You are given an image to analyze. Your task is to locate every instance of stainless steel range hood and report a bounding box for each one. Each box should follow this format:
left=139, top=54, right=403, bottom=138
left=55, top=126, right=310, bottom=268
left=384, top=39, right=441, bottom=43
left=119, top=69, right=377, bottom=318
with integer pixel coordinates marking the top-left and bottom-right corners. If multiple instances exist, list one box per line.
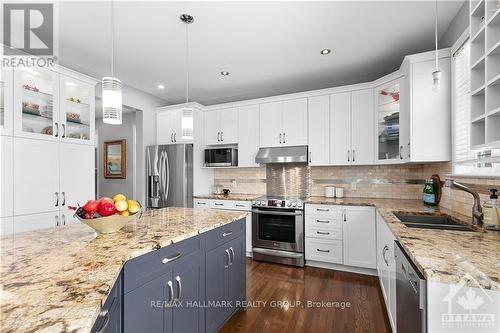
left=255, top=146, right=308, bottom=164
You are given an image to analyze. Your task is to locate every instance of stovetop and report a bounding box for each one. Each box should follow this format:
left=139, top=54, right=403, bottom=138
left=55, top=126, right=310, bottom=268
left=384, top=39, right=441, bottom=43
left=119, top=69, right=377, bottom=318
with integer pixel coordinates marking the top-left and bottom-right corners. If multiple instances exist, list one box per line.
left=252, top=196, right=304, bottom=209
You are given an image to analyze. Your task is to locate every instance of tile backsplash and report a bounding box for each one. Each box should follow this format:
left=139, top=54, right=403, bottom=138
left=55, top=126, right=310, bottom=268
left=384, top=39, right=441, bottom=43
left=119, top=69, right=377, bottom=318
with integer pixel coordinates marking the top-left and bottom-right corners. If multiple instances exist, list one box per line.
left=214, top=162, right=500, bottom=218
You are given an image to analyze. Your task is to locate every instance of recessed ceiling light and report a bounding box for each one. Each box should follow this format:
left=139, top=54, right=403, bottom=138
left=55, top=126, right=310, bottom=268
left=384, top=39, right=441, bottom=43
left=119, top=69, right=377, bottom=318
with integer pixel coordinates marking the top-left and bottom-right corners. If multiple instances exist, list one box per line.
left=221, top=71, right=229, bottom=76
left=320, top=49, right=331, bottom=55
left=157, top=84, right=165, bottom=89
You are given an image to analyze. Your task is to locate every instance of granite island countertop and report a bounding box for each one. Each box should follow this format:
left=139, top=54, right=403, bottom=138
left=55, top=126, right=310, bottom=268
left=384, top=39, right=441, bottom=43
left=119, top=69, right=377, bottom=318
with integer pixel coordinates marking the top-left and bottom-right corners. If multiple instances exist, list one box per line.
left=0, top=207, right=248, bottom=333
left=306, top=196, right=500, bottom=290
left=193, top=193, right=261, bottom=201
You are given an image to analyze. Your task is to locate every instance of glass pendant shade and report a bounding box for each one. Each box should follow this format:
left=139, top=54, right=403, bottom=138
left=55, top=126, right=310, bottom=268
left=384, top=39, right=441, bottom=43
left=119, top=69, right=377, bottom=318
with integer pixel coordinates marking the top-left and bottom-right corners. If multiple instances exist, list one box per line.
left=181, top=107, right=194, bottom=139
left=432, top=70, right=442, bottom=92
left=102, top=77, right=122, bottom=125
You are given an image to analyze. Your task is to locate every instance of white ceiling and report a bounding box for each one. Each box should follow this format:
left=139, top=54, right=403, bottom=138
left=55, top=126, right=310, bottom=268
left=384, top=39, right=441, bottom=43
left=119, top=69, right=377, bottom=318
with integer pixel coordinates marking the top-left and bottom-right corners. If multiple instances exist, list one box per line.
left=56, top=1, right=464, bottom=105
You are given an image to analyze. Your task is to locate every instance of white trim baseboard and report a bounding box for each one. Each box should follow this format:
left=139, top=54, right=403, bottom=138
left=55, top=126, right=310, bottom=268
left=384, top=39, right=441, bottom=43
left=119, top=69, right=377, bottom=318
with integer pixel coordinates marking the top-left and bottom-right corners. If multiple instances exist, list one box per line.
left=305, top=260, right=378, bottom=276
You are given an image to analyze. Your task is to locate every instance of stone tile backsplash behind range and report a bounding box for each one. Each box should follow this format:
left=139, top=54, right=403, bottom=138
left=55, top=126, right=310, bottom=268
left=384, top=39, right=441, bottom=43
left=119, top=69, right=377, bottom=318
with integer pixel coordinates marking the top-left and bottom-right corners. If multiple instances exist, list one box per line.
left=214, top=161, right=500, bottom=218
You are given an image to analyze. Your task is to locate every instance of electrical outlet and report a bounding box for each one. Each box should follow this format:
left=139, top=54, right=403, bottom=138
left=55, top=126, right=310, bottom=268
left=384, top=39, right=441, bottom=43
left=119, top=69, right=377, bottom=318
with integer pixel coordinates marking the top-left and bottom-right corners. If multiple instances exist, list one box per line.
left=351, top=182, right=357, bottom=190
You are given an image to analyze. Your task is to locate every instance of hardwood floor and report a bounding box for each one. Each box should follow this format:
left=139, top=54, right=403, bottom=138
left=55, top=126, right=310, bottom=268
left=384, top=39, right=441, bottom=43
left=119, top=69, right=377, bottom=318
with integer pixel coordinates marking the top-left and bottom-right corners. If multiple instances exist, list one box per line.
left=220, top=259, right=391, bottom=333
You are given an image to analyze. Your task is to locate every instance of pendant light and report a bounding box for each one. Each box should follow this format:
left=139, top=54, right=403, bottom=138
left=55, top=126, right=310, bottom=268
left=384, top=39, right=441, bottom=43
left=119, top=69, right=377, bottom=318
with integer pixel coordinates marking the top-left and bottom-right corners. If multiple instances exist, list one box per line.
left=180, top=14, right=194, bottom=140
left=102, top=0, right=122, bottom=125
left=432, top=0, right=442, bottom=92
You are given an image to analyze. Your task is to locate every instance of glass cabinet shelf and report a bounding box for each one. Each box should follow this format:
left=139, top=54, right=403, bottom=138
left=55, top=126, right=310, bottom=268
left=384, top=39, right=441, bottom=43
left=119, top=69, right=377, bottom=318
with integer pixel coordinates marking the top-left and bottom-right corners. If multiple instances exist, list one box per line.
left=377, top=82, right=401, bottom=161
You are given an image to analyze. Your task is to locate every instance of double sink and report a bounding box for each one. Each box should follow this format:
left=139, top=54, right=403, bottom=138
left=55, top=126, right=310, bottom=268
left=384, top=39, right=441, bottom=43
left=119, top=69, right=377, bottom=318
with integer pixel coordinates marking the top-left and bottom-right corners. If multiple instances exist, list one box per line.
left=395, top=213, right=476, bottom=232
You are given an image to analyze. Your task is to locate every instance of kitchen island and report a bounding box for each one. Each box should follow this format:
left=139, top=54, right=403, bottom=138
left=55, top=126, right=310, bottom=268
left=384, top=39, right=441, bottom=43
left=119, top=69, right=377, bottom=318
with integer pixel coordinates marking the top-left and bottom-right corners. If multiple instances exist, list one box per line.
left=0, top=207, right=248, bottom=333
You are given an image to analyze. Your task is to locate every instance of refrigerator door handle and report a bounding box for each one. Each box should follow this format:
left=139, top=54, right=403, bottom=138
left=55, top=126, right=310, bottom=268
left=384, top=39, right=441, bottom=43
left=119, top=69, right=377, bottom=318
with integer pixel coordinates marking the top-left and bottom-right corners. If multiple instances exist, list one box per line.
left=165, top=151, right=170, bottom=202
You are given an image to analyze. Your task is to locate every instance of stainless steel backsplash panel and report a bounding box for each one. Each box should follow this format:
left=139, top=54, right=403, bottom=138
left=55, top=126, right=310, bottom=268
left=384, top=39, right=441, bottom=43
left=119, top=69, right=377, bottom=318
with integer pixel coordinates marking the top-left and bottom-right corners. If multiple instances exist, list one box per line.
left=266, top=163, right=310, bottom=197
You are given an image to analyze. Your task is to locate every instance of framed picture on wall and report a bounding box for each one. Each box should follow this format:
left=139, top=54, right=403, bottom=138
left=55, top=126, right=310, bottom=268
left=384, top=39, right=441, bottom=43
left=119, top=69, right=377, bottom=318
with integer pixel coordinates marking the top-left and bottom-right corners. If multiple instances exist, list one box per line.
left=104, top=140, right=126, bottom=179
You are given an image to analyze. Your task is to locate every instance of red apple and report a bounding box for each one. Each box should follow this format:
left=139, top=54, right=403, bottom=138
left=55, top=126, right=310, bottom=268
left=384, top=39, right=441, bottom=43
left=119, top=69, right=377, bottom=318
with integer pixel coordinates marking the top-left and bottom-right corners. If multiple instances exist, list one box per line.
left=98, top=201, right=116, bottom=217
left=98, top=197, right=114, bottom=205
left=83, top=200, right=100, bottom=214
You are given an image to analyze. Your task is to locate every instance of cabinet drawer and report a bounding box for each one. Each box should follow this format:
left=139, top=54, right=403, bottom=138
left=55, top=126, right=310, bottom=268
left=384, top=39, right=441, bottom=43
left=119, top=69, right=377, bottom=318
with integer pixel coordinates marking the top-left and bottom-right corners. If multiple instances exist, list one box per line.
left=124, top=235, right=202, bottom=293
left=205, top=219, right=244, bottom=251
left=305, top=204, right=340, bottom=218
left=305, top=238, right=343, bottom=264
left=305, top=215, right=342, bottom=230
left=211, top=200, right=229, bottom=209
left=228, top=200, right=251, bottom=211
left=194, top=199, right=211, bottom=208
left=306, top=227, right=342, bottom=240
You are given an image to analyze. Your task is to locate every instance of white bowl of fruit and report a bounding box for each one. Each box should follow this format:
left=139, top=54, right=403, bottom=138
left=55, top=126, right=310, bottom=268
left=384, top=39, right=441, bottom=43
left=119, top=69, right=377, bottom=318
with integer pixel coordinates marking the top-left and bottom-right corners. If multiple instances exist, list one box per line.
left=74, top=194, right=142, bottom=234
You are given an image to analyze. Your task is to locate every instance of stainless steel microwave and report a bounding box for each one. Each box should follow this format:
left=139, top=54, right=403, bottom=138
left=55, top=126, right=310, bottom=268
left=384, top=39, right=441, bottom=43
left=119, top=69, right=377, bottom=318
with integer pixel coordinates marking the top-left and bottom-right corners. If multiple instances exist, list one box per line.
left=204, top=148, right=238, bottom=167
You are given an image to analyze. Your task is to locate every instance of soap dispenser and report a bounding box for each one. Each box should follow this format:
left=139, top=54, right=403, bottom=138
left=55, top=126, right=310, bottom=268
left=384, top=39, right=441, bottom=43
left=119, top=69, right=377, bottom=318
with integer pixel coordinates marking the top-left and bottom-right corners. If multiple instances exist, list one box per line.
left=484, top=189, right=499, bottom=229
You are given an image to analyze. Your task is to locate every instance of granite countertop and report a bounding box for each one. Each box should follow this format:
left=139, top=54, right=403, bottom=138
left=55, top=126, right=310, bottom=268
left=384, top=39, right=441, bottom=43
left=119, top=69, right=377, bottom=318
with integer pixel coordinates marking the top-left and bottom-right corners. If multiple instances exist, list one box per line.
left=0, top=208, right=248, bottom=333
left=306, top=196, right=500, bottom=290
left=193, top=193, right=261, bottom=201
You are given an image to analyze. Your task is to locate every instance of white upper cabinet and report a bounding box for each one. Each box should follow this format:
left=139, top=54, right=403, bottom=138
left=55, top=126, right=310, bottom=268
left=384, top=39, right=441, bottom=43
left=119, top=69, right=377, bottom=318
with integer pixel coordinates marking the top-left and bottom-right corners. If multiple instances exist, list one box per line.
left=342, top=206, right=376, bottom=269
left=13, top=138, right=60, bottom=216
left=259, top=98, right=307, bottom=147
left=259, top=101, right=282, bottom=147
left=14, top=68, right=60, bottom=142
left=282, top=98, right=308, bottom=146
left=0, top=136, right=13, bottom=217
left=401, top=51, right=451, bottom=162
left=308, top=95, right=330, bottom=165
left=59, top=143, right=95, bottom=210
left=0, top=67, right=13, bottom=136
left=59, top=75, right=95, bottom=145
left=238, top=105, right=259, bottom=167
left=330, top=92, right=351, bottom=165
left=157, top=109, right=191, bottom=144
left=351, top=89, right=374, bottom=165
left=204, top=108, right=238, bottom=145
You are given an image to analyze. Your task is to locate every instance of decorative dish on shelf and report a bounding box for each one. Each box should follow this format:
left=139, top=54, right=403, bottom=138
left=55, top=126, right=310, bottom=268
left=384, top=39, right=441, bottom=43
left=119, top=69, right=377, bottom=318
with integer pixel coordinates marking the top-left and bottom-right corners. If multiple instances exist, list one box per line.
left=66, top=112, right=81, bottom=122
left=41, top=126, right=53, bottom=135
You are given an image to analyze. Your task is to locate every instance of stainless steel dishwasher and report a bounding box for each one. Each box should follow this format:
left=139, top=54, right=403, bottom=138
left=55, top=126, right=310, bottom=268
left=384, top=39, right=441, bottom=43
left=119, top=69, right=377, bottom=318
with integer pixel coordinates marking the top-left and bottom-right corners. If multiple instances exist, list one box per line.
left=395, top=241, right=427, bottom=333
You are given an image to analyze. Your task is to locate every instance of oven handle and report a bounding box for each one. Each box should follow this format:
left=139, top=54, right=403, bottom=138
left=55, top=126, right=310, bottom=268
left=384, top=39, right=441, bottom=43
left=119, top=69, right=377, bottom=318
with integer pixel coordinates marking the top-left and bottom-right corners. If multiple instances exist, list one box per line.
left=251, top=209, right=303, bottom=216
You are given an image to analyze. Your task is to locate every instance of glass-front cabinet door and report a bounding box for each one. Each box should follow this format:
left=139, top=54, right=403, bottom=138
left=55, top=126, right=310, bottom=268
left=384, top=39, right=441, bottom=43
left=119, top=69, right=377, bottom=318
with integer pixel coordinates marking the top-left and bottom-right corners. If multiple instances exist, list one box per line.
left=59, top=75, right=95, bottom=144
left=13, top=68, right=59, bottom=141
left=1, top=67, right=14, bottom=135
left=376, top=78, right=403, bottom=163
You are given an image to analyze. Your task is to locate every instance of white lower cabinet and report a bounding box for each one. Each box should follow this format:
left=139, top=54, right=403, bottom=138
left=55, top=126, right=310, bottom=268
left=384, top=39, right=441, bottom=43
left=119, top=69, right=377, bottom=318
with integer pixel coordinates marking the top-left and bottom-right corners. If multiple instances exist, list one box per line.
left=305, top=238, right=343, bottom=263
left=193, top=198, right=252, bottom=256
left=0, top=217, right=14, bottom=236
left=342, top=206, right=376, bottom=268
left=376, top=211, right=397, bottom=332
left=305, top=204, right=376, bottom=270
left=13, top=211, right=59, bottom=234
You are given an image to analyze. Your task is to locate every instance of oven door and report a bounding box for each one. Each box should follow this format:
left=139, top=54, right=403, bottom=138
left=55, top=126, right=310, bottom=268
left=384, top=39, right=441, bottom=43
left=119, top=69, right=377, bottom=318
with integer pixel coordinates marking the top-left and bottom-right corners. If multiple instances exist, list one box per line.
left=252, top=208, right=304, bottom=252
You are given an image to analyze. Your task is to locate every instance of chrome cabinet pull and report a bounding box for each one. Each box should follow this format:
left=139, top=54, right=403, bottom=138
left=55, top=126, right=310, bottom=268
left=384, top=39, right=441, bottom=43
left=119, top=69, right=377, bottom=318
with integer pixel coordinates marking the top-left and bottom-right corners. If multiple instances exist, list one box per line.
left=352, top=149, right=355, bottom=162
left=343, top=209, right=347, bottom=222
left=224, top=249, right=230, bottom=268
left=61, top=123, right=66, bottom=138
left=55, top=192, right=59, bottom=206
left=399, top=146, right=403, bottom=160
left=316, top=248, right=330, bottom=253
left=229, top=247, right=234, bottom=266
left=174, top=133, right=177, bottom=142
left=96, top=308, right=110, bottom=333
left=279, top=133, right=282, bottom=144
left=214, top=203, right=224, bottom=206
left=316, top=208, right=330, bottom=212
left=235, top=204, right=245, bottom=207
left=382, top=245, right=389, bottom=266
left=347, top=150, right=350, bottom=162
left=162, top=252, right=182, bottom=264
left=217, top=132, right=220, bottom=142
left=197, top=202, right=206, bottom=205
left=316, top=231, right=330, bottom=235
left=62, top=214, right=66, bottom=226
left=222, top=231, right=233, bottom=237
left=309, top=151, right=312, bottom=163
left=407, top=142, right=411, bottom=158
left=316, top=219, right=330, bottom=223
left=220, top=131, right=223, bottom=141
left=167, top=281, right=174, bottom=303
left=170, top=133, right=173, bottom=143
left=61, top=191, right=66, bottom=206
left=54, top=122, right=59, bottom=137
left=283, top=132, right=286, bottom=143
left=55, top=215, right=59, bottom=227
left=175, top=276, right=182, bottom=300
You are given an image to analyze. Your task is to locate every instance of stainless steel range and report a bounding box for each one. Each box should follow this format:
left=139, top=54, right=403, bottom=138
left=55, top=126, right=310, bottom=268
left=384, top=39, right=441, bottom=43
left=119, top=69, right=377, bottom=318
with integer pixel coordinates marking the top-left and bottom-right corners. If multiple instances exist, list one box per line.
left=251, top=196, right=304, bottom=267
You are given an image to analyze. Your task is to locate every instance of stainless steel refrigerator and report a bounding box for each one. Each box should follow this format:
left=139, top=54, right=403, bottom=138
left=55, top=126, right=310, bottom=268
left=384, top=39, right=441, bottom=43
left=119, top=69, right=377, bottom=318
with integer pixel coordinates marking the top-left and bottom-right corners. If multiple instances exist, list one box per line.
left=146, top=144, right=193, bottom=208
